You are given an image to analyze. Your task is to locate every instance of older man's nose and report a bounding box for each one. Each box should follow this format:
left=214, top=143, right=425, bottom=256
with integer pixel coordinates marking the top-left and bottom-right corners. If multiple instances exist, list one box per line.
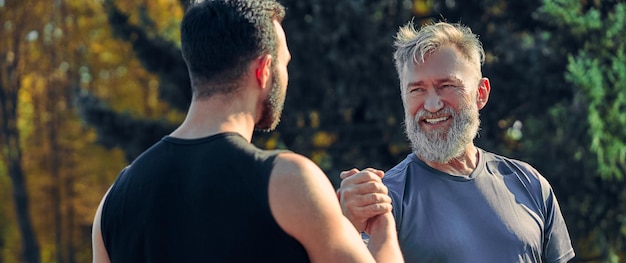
left=424, top=92, right=444, bottom=112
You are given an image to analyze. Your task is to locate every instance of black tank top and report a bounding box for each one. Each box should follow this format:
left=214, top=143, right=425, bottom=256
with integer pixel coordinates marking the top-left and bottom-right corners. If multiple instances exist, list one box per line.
left=101, top=133, right=310, bottom=262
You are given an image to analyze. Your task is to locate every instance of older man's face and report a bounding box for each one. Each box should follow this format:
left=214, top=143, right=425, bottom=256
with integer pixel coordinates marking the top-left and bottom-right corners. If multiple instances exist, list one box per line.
left=401, top=45, right=484, bottom=163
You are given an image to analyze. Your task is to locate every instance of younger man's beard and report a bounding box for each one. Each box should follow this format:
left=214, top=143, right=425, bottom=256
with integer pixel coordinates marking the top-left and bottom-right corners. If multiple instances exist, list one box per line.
left=255, top=66, right=285, bottom=132
left=405, top=98, right=480, bottom=163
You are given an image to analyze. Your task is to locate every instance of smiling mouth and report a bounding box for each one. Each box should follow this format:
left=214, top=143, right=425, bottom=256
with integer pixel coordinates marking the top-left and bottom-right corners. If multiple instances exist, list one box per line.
left=422, top=116, right=450, bottom=124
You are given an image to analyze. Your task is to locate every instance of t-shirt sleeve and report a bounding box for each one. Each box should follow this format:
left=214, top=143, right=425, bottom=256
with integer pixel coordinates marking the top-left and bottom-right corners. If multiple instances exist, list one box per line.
left=541, top=177, right=575, bottom=263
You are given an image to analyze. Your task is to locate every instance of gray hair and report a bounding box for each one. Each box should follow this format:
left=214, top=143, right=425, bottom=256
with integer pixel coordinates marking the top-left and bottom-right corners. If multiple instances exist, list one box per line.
left=393, top=21, right=485, bottom=88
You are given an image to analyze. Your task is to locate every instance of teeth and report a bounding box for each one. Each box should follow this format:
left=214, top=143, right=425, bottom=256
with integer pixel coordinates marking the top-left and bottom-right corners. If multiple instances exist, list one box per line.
left=424, top=117, right=448, bottom=123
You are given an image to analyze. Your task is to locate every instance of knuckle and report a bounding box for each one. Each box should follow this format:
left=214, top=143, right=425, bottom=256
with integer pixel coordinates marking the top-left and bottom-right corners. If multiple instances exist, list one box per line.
left=365, top=182, right=383, bottom=192
left=375, top=203, right=391, bottom=212
left=373, top=193, right=390, bottom=203
left=367, top=172, right=381, bottom=181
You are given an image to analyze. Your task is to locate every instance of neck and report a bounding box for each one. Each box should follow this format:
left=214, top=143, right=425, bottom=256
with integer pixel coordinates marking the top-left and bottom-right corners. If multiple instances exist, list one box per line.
left=169, top=93, right=256, bottom=142
left=419, top=144, right=479, bottom=176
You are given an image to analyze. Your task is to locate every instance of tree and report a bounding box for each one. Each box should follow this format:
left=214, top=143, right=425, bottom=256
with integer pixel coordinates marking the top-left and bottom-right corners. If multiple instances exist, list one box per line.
left=421, top=0, right=626, bottom=261
left=76, top=0, right=185, bottom=162
left=1, top=0, right=170, bottom=262
left=0, top=0, right=42, bottom=262
left=534, top=0, right=626, bottom=261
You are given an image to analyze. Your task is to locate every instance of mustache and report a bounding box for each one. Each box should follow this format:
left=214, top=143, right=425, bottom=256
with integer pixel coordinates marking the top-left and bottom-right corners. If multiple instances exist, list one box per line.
left=412, top=107, right=456, bottom=120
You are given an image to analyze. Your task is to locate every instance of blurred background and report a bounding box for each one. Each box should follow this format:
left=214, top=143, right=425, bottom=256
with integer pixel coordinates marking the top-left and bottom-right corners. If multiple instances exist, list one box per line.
left=0, top=0, right=624, bottom=262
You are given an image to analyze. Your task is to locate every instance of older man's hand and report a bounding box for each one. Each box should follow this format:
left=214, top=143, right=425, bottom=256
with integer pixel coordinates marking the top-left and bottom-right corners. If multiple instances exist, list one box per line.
left=337, top=168, right=393, bottom=234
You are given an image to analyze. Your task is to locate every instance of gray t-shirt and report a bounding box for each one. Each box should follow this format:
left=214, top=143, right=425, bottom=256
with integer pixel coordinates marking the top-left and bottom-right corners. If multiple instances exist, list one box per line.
left=383, top=149, right=575, bottom=263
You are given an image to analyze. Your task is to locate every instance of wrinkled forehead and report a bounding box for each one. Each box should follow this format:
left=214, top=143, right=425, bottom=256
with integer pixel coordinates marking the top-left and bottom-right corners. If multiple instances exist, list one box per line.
left=407, top=47, right=464, bottom=72
left=399, top=48, right=482, bottom=93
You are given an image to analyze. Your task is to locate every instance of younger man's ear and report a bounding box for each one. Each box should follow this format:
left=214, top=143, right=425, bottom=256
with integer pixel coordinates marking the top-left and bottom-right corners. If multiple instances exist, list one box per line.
left=255, top=55, right=272, bottom=88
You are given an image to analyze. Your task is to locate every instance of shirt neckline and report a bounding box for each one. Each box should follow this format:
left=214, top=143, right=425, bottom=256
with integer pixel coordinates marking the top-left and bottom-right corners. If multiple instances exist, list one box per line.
left=163, top=132, right=244, bottom=145
left=408, top=148, right=486, bottom=182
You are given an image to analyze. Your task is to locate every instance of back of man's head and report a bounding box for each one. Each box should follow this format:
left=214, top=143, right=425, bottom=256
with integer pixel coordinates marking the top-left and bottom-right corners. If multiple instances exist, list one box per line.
left=181, top=0, right=285, bottom=99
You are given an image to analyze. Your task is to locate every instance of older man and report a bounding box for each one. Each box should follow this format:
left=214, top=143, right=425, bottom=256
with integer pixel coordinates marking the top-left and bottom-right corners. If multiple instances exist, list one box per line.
left=338, top=21, right=575, bottom=262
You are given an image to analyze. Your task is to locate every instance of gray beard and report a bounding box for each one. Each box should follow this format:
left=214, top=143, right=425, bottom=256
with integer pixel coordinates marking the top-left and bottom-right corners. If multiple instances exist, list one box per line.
left=404, top=101, right=480, bottom=163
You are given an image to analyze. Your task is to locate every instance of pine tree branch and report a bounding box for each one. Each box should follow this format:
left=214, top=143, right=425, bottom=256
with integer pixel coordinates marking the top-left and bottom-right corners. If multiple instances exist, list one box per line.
left=103, top=0, right=191, bottom=111
left=75, top=89, right=176, bottom=161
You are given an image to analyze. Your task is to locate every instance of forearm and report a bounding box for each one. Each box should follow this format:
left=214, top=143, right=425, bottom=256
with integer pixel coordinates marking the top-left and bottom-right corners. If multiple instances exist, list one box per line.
left=366, top=213, right=403, bottom=263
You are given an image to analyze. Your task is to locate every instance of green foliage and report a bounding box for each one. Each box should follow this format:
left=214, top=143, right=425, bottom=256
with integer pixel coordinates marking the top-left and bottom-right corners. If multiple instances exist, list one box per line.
left=567, top=50, right=626, bottom=180
left=536, top=0, right=626, bottom=260
left=543, top=0, right=626, bottom=181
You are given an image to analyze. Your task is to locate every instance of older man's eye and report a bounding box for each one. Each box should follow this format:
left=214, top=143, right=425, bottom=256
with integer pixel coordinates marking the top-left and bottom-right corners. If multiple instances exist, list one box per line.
left=409, top=87, right=425, bottom=94
left=438, top=84, right=459, bottom=94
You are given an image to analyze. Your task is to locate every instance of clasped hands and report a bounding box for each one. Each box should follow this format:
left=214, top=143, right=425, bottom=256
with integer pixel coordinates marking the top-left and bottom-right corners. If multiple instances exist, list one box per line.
left=337, top=168, right=393, bottom=234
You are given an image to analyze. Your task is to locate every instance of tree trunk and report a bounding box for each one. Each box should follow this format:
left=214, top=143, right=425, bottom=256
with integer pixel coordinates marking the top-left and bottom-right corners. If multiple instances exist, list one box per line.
left=7, top=157, right=41, bottom=263
left=46, top=65, right=65, bottom=263
left=0, top=36, right=41, bottom=263
left=65, top=172, right=76, bottom=263
left=50, top=115, right=64, bottom=263
left=2, top=110, right=41, bottom=263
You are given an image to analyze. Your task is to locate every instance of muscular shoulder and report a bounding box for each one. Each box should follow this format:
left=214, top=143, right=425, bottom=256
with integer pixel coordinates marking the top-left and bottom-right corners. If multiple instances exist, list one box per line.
left=268, top=152, right=335, bottom=208
left=268, top=152, right=338, bottom=225
left=271, top=152, right=322, bottom=178
left=268, top=152, right=358, bottom=258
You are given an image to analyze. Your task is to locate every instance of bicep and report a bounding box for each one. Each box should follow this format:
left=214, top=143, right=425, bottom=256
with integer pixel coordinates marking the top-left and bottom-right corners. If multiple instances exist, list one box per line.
left=269, top=153, right=374, bottom=263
